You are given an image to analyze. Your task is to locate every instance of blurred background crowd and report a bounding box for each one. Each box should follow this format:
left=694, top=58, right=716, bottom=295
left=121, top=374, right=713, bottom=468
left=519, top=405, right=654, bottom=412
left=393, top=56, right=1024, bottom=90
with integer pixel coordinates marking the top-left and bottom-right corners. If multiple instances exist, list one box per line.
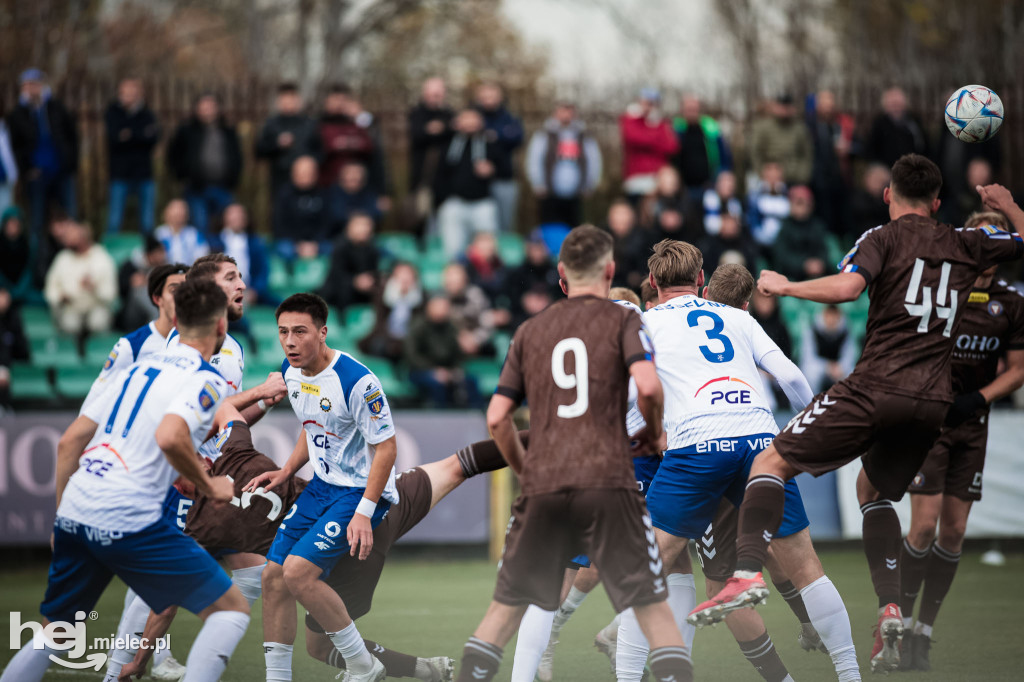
left=0, top=0, right=1021, bottom=413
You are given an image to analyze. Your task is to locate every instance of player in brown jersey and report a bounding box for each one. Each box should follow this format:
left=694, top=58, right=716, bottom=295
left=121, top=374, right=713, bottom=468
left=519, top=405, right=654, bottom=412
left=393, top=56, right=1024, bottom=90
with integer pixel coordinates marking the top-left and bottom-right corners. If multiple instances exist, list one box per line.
left=119, top=402, right=519, bottom=682
left=454, top=225, right=694, bottom=682
left=897, top=211, right=1024, bottom=671
left=688, top=154, right=1024, bottom=673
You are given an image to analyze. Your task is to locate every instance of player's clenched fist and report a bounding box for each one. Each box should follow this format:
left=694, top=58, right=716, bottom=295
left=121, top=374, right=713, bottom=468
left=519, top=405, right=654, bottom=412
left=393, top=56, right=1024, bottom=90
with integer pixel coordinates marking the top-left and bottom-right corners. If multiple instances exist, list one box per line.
left=259, top=372, right=288, bottom=402
left=348, top=513, right=374, bottom=560
left=758, top=270, right=790, bottom=297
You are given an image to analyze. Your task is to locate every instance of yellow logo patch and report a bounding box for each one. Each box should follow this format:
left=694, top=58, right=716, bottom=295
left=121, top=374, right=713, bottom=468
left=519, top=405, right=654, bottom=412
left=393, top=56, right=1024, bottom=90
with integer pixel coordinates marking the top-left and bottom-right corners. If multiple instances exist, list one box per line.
left=968, top=292, right=990, bottom=304
left=301, top=382, right=320, bottom=396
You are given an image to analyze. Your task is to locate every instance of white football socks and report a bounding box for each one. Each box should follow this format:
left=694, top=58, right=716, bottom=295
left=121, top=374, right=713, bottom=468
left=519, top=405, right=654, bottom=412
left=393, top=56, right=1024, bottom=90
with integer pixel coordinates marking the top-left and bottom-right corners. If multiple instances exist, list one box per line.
left=598, top=612, right=621, bottom=642
left=511, top=605, right=556, bottom=682
left=551, top=586, right=589, bottom=636
left=666, top=572, right=697, bottom=651
left=232, top=564, right=266, bottom=607
left=327, top=621, right=374, bottom=675
left=0, top=630, right=59, bottom=681
left=615, top=607, right=649, bottom=682
left=182, top=610, right=249, bottom=682
left=264, top=641, right=293, bottom=681
left=801, top=576, right=860, bottom=682
left=105, top=589, right=153, bottom=679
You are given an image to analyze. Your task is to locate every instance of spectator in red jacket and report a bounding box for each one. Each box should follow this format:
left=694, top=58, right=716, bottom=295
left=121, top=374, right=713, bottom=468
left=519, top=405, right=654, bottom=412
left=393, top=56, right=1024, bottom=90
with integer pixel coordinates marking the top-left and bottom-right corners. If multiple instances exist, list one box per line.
left=619, top=88, right=678, bottom=205
left=318, top=84, right=389, bottom=210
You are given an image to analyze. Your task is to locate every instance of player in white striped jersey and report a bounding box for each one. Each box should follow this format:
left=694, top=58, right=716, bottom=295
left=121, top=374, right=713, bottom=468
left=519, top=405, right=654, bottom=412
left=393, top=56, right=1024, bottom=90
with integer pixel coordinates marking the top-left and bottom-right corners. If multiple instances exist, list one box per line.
left=248, top=293, right=398, bottom=682
left=1, top=280, right=250, bottom=682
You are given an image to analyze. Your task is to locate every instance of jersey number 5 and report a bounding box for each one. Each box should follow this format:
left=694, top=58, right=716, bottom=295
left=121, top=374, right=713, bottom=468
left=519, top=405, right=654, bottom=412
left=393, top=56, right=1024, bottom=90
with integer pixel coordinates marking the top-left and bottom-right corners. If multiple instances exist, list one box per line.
left=551, top=337, right=589, bottom=418
left=905, top=259, right=957, bottom=337
left=687, top=310, right=735, bottom=363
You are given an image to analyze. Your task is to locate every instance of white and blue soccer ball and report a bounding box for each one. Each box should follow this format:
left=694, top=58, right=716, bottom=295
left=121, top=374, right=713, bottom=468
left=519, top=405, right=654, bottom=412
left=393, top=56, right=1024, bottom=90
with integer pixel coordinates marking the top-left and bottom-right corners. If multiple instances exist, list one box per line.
left=944, top=85, right=1003, bottom=143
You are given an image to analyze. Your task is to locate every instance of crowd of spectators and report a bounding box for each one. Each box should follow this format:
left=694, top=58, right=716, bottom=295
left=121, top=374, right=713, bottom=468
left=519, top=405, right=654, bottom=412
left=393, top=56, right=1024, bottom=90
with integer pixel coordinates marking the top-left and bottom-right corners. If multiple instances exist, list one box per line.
left=0, top=66, right=1011, bottom=409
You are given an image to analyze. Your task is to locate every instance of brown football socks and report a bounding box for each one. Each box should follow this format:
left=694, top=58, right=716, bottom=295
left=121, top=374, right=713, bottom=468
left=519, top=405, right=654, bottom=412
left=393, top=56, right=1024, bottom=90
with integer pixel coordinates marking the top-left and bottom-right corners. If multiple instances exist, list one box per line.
left=455, top=637, right=502, bottom=682
left=773, top=579, right=811, bottom=625
left=860, top=500, right=902, bottom=607
left=899, top=538, right=930, bottom=618
left=649, top=646, right=694, bottom=682
left=325, top=640, right=417, bottom=677
left=918, top=542, right=961, bottom=628
left=456, top=431, right=529, bottom=477
left=735, top=474, right=787, bottom=573
left=738, top=631, right=792, bottom=682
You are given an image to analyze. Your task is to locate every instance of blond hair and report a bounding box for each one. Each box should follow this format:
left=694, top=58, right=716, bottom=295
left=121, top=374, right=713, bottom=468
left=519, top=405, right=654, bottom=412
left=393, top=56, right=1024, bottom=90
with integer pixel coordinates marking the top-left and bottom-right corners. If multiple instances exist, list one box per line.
left=648, top=239, right=703, bottom=289
left=965, top=210, right=1009, bottom=231
left=559, top=224, right=613, bottom=282
left=610, top=287, right=641, bottom=307
left=705, top=264, right=755, bottom=309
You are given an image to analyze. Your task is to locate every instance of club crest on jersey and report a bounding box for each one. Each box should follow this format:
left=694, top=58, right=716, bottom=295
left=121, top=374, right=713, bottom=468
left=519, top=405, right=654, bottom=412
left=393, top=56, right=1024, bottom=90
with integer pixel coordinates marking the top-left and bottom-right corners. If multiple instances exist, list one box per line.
left=103, top=349, right=118, bottom=371
left=911, top=472, right=925, bottom=488
left=988, top=300, right=1004, bottom=317
left=198, top=382, right=220, bottom=412
left=301, top=382, right=320, bottom=396
left=364, top=387, right=384, bottom=414
left=320, top=397, right=332, bottom=412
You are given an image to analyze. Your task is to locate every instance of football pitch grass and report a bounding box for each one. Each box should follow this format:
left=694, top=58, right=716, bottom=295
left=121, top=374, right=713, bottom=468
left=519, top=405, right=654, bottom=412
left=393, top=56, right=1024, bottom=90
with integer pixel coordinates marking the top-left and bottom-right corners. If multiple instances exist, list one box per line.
left=2, top=549, right=1021, bottom=681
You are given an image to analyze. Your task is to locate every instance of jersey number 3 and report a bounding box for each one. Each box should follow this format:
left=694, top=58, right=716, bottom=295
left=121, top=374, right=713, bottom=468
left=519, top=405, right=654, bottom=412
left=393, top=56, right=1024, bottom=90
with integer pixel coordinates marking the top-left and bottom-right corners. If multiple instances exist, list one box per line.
left=552, top=338, right=589, bottom=418
left=688, top=310, right=735, bottom=363
left=905, top=259, right=957, bottom=338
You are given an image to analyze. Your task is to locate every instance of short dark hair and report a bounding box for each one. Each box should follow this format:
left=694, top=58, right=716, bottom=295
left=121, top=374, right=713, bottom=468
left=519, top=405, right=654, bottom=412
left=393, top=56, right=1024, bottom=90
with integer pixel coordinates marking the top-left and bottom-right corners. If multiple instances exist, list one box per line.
left=276, top=293, right=329, bottom=329
left=640, top=277, right=658, bottom=308
left=173, top=279, right=227, bottom=330
left=328, top=83, right=353, bottom=97
left=705, top=263, right=755, bottom=309
left=890, top=154, right=942, bottom=204
left=148, top=263, right=189, bottom=303
left=277, top=82, right=299, bottom=94
left=559, top=224, right=614, bottom=280
left=187, top=253, right=237, bottom=283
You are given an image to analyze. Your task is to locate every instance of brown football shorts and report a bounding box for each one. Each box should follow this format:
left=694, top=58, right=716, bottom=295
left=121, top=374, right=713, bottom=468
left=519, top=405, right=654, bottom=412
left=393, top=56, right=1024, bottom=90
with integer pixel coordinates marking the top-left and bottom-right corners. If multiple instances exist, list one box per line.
left=772, top=378, right=948, bottom=501
left=493, top=488, right=668, bottom=613
left=908, top=413, right=988, bottom=501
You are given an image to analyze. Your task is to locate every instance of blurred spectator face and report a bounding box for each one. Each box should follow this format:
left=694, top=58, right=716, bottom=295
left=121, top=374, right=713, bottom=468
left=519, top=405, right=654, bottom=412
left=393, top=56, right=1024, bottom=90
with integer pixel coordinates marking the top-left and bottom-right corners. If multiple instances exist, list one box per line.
left=390, top=263, right=419, bottom=293
left=421, top=77, right=446, bottom=108
left=608, top=202, right=636, bottom=237
left=469, top=232, right=497, bottom=260
left=426, top=295, right=452, bottom=323
left=474, top=83, right=503, bottom=111
left=0, top=288, right=10, bottom=313
left=772, top=95, right=796, bottom=120
left=21, top=77, right=44, bottom=103
left=882, top=87, right=907, bottom=118
left=456, top=109, right=484, bottom=134
left=118, top=79, right=143, bottom=109
left=720, top=214, right=741, bottom=239
left=346, top=214, right=374, bottom=244
left=966, top=159, right=993, bottom=188
left=761, top=162, right=784, bottom=186
left=3, top=214, right=22, bottom=239
left=822, top=305, right=843, bottom=330
left=339, top=163, right=367, bottom=193
left=681, top=95, right=701, bottom=123
left=222, top=204, right=248, bottom=233
left=324, top=92, right=349, bottom=116
left=525, top=239, right=549, bottom=265
left=751, top=289, right=777, bottom=317
left=863, top=164, right=891, bottom=197
left=144, top=242, right=167, bottom=267
left=196, top=96, right=219, bottom=124
left=163, top=200, right=188, bottom=229
left=553, top=103, right=575, bottom=125
left=816, top=90, right=836, bottom=118
left=789, top=186, right=814, bottom=220
left=276, top=89, right=303, bottom=115
left=63, top=221, right=92, bottom=252
left=442, top=264, right=469, bottom=296
left=522, top=287, right=553, bottom=315
left=291, top=156, right=319, bottom=189
left=49, top=217, right=71, bottom=245
left=715, top=171, right=737, bottom=199
left=656, top=166, right=681, bottom=196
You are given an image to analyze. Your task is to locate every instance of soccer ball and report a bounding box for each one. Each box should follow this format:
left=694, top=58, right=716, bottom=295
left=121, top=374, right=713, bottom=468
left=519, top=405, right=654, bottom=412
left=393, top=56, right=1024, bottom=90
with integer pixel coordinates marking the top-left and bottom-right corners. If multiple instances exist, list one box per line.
left=944, top=85, right=1003, bottom=143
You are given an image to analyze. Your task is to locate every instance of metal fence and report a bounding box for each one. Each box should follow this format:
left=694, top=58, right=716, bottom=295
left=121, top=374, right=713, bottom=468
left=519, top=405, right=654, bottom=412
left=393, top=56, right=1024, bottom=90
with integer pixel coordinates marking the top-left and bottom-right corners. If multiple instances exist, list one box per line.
left=4, top=78, right=1021, bottom=235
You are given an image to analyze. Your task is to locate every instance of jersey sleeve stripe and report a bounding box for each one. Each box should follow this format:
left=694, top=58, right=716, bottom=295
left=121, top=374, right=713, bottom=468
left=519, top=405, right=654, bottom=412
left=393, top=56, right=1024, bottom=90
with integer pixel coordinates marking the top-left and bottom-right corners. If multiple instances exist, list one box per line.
left=495, top=385, right=523, bottom=402
left=625, top=351, right=651, bottom=367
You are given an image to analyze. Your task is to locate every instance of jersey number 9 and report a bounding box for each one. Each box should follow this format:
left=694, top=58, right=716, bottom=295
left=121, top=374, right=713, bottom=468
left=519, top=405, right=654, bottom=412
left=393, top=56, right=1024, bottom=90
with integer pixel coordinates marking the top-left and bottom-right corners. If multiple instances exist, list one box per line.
left=551, top=337, right=589, bottom=419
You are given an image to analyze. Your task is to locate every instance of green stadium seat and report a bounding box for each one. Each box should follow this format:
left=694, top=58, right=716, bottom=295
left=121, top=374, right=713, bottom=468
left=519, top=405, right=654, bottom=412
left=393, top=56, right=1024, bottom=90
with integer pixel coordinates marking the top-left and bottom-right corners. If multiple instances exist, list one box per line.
left=424, top=235, right=444, bottom=257
left=380, top=376, right=416, bottom=400
left=10, top=363, right=52, bottom=400
left=31, top=336, right=81, bottom=370
left=269, top=256, right=290, bottom=296
left=102, top=234, right=144, bottom=266
left=292, top=257, right=330, bottom=291
left=22, top=306, right=55, bottom=341
left=421, top=265, right=444, bottom=293
left=464, top=357, right=504, bottom=396
left=56, top=366, right=100, bottom=399
left=84, top=333, right=123, bottom=367
left=343, top=305, right=376, bottom=338
left=377, top=233, right=420, bottom=263
left=247, top=305, right=279, bottom=328
left=497, top=233, right=526, bottom=267
left=492, top=331, right=512, bottom=356
left=361, top=358, right=397, bottom=382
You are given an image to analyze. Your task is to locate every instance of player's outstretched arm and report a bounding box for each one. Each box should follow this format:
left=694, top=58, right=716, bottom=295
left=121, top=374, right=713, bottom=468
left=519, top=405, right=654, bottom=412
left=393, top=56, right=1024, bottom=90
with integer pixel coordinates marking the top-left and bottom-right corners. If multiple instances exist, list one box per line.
left=55, top=415, right=99, bottom=509
left=630, top=360, right=664, bottom=446
left=246, top=429, right=309, bottom=492
left=758, top=270, right=865, bottom=304
left=977, top=184, right=1024, bottom=240
left=156, top=415, right=233, bottom=502
left=486, top=393, right=525, bottom=474
left=118, top=606, right=179, bottom=680
left=758, top=350, right=814, bottom=410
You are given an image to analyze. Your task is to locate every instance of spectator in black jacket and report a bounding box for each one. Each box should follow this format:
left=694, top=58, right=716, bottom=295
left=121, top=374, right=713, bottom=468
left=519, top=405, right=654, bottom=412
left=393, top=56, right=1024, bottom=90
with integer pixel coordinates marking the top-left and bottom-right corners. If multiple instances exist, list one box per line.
left=771, top=186, right=829, bottom=281
left=115, top=234, right=167, bottom=332
left=504, top=230, right=560, bottom=323
left=255, top=83, right=321, bottom=214
left=0, top=286, right=31, bottom=412
left=105, top=78, right=160, bottom=235
left=474, top=82, right=523, bottom=233
left=866, top=87, right=928, bottom=167
left=274, top=155, right=328, bottom=259
left=319, top=212, right=379, bottom=314
left=406, top=77, right=453, bottom=233
left=750, top=288, right=796, bottom=408
left=699, top=212, right=759, bottom=273
left=606, top=198, right=648, bottom=290
left=166, top=93, right=243, bottom=233
left=405, top=294, right=480, bottom=408
left=434, top=108, right=500, bottom=258
left=6, top=68, right=78, bottom=236
left=848, top=163, right=891, bottom=243
left=326, top=162, right=380, bottom=241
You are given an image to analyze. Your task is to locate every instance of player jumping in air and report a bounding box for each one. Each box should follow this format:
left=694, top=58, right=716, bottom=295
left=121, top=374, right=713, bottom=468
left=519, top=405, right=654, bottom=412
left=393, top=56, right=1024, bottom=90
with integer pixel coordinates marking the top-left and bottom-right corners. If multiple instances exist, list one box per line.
left=898, top=210, right=1024, bottom=671
left=249, top=293, right=399, bottom=682
left=690, top=155, right=1024, bottom=673
left=455, top=225, right=695, bottom=682
left=2, top=280, right=248, bottom=682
